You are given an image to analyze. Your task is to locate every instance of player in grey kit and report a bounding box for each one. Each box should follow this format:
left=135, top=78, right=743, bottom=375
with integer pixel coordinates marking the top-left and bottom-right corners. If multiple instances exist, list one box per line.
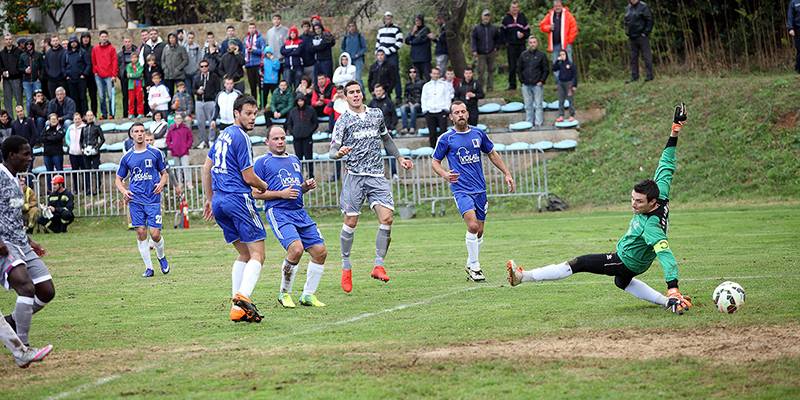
left=330, top=80, right=414, bottom=293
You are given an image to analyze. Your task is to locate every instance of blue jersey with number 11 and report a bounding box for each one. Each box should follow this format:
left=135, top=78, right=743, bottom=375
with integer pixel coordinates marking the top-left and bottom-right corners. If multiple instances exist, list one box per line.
left=208, top=125, right=255, bottom=194
left=117, top=145, right=167, bottom=205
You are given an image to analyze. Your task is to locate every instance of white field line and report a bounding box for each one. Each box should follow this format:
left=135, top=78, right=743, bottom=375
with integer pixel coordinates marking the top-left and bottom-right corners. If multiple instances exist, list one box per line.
left=43, top=272, right=798, bottom=399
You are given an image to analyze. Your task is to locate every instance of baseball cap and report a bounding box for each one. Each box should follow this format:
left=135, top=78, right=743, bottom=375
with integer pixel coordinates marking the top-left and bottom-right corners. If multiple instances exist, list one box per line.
left=482, top=9, right=491, bottom=16
left=384, top=11, right=393, bottom=17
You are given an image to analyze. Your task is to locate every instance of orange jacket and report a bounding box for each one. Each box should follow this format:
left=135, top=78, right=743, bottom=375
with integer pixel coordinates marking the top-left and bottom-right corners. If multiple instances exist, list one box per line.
left=539, top=7, right=578, bottom=52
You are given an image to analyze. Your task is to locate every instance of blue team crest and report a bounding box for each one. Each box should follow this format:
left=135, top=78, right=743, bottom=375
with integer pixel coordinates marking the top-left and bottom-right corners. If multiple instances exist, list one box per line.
left=145, top=159, right=153, bottom=168
left=293, top=163, right=301, bottom=172
left=472, top=138, right=480, bottom=148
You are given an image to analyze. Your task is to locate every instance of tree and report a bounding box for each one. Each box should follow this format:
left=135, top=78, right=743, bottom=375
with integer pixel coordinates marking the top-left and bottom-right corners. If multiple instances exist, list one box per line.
left=38, top=0, right=76, bottom=30
left=1, top=0, right=43, bottom=33
left=434, top=0, right=468, bottom=77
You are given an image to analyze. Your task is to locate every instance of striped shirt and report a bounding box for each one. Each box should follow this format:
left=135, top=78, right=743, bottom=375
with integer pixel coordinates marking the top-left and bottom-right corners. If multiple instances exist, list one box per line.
left=376, top=24, right=404, bottom=56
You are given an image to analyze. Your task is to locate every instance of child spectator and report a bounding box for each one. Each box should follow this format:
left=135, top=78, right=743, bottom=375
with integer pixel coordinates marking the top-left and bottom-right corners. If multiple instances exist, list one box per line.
left=148, top=72, right=171, bottom=113
left=261, top=47, right=281, bottom=111
left=552, top=49, right=577, bottom=122
left=126, top=52, right=145, bottom=118
left=171, top=81, right=193, bottom=115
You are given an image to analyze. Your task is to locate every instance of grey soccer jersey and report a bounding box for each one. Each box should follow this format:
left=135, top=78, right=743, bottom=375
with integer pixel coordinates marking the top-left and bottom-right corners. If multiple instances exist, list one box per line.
left=0, top=165, right=28, bottom=248
left=330, top=107, right=388, bottom=177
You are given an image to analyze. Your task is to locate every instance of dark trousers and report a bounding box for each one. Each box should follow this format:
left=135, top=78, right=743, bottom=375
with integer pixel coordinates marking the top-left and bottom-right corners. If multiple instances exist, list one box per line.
left=261, top=83, right=277, bottom=110
left=66, top=79, right=88, bottom=113
left=629, top=35, right=654, bottom=81
left=386, top=53, right=403, bottom=101
left=68, top=154, right=84, bottom=189
left=313, top=60, right=333, bottom=81
left=293, top=137, right=314, bottom=178
left=86, top=74, right=98, bottom=114
left=794, top=30, right=800, bottom=73
left=246, top=66, right=261, bottom=102
left=84, top=153, right=101, bottom=194
left=413, top=62, right=431, bottom=82
left=39, top=209, right=73, bottom=233
left=467, top=104, right=479, bottom=126
left=164, top=79, right=177, bottom=97
left=425, top=111, right=448, bottom=147
left=120, top=78, right=130, bottom=117
left=47, top=79, right=65, bottom=99
left=568, top=252, right=638, bottom=290
left=506, top=44, right=524, bottom=89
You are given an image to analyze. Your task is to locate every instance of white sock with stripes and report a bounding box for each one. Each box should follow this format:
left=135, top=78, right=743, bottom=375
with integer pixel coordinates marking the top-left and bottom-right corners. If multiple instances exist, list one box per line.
left=522, top=262, right=573, bottom=282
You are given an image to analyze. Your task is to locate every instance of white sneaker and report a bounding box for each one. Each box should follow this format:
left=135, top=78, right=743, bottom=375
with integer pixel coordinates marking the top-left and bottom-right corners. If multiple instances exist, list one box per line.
left=465, top=265, right=486, bottom=282
left=15, top=344, right=53, bottom=368
left=197, top=142, right=206, bottom=149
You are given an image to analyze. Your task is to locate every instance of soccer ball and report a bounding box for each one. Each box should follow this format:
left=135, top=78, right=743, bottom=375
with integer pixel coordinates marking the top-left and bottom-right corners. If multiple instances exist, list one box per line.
left=712, top=281, right=746, bottom=314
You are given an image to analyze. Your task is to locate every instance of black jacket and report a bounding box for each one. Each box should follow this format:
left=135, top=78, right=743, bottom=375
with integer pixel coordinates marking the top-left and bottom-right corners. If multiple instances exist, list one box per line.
left=44, top=45, right=66, bottom=80
left=624, top=1, right=654, bottom=38
left=471, top=23, right=501, bottom=55
left=30, top=100, right=48, bottom=120
left=41, top=124, right=66, bottom=156
left=117, top=45, right=138, bottom=79
left=141, top=41, right=166, bottom=67
left=47, top=189, right=74, bottom=214
left=368, top=61, right=396, bottom=94
left=18, top=49, right=44, bottom=82
left=405, top=24, right=432, bottom=63
left=80, top=122, right=105, bottom=149
left=202, top=51, right=222, bottom=77
left=553, top=59, right=578, bottom=86
left=517, top=49, right=549, bottom=85
left=311, top=32, right=335, bottom=62
left=300, top=33, right=316, bottom=67
left=368, top=96, right=398, bottom=131
left=63, top=40, right=91, bottom=80
left=220, top=51, right=245, bottom=81
left=194, top=72, right=221, bottom=102
left=501, top=13, right=531, bottom=46
left=454, top=78, right=485, bottom=111
left=47, top=97, right=77, bottom=120
left=433, top=24, right=448, bottom=56
left=404, top=78, right=424, bottom=104
left=0, top=46, right=23, bottom=79
left=12, top=118, right=38, bottom=146
left=286, top=103, right=318, bottom=139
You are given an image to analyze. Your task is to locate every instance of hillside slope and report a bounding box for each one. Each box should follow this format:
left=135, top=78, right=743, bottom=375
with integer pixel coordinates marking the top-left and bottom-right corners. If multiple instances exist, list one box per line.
left=546, top=74, right=800, bottom=206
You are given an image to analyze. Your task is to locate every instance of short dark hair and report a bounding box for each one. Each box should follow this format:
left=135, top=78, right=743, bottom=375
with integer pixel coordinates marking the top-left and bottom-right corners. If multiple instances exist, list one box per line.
left=1, top=135, right=30, bottom=160
left=223, top=75, right=234, bottom=82
left=273, top=13, right=282, bottom=19
left=300, top=75, right=313, bottom=85
left=152, top=72, right=161, bottom=79
left=633, top=179, right=660, bottom=202
left=206, top=31, right=214, bottom=36
left=317, top=72, right=327, bottom=78
left=344, top=80, right=361, bottom=92
left=464, top=66, right=473, bottom=72
left=450, top=100, right=467, bottom=113
left=226, top=25, right=235, bottom=30
left=279, top=79, right=288, bottom=84
left=373, top=83, right=384, bottom=91
left=129, top=122, right=145, bottom=136
left=234, top=95, right=257, bottom=113
left=99, top=30, right=108, bottom=35
left=431, top=66, right=441, bottom=73
left=152, top=111, right=164, bottom=120
left=301, top=20, right=311, bottom=27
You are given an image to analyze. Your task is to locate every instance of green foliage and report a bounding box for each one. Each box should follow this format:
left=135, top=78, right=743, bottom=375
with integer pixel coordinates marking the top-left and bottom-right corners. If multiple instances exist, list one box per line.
left=547, top=73, right=800, bottom=206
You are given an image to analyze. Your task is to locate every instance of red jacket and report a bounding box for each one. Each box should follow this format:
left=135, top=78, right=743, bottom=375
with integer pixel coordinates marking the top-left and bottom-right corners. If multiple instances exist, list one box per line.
left=539, top=7, right=578, bottom=52
left=311, top=78, right=336, bottom=108
left=92, top=42, right=119, bottom=78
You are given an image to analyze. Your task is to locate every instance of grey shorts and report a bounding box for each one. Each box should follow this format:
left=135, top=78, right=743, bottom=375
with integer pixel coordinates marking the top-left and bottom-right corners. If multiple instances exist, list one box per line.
left=1, top=241, right=52, bottom=290
left=340, top=174, right=395, bottom=216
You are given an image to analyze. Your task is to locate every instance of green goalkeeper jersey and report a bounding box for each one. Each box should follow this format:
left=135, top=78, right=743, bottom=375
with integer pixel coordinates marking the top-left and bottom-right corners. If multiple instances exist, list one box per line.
left=616, top=136, right=680, bottom=285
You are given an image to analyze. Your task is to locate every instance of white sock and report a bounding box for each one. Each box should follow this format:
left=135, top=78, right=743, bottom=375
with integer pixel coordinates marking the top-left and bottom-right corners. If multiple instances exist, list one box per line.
left=280, top=259, right=299, bottom=293
left=231, top=260, right=246, bottom=298
left=137, top=240, right=153, bottom=270
left=624, top=278, right=669, bottom=306
left=303, top=262, right=325, bottom=296
left=154, top=237, right=165, bottom=259
left=0, top=314, right=25, bottom=357
left=522, top=262, right=573, bottom=282
left=237, top=260, right=262, bottom=298
left=465, top=232, right=480, bottom=270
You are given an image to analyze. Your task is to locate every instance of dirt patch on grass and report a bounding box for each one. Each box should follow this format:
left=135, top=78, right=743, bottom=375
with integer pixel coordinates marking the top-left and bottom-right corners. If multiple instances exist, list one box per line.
left=775, top=110, right=798, bottom=130
left=417, top=324, right=800, bottom=364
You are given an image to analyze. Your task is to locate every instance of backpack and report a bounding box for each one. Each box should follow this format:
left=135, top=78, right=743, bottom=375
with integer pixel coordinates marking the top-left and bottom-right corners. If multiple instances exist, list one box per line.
left=545, top=194, right=569, bottom=212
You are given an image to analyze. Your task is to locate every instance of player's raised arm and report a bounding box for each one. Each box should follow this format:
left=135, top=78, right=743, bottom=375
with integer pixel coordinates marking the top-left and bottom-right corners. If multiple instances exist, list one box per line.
left=653, top=103, right=687, bottom=201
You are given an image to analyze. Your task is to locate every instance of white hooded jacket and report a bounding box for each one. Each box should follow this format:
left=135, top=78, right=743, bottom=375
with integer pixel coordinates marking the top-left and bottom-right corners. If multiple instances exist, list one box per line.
left=332, top=52, right=357, bottom=87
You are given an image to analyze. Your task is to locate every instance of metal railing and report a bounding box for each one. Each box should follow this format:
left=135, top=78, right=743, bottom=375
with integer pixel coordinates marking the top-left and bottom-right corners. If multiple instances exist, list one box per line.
left=26, top=149, right=549, bottom=217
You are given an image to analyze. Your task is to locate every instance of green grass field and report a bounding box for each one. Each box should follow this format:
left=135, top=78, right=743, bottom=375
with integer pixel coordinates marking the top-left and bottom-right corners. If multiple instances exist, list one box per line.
left=1, top=203, right=798, bottom=399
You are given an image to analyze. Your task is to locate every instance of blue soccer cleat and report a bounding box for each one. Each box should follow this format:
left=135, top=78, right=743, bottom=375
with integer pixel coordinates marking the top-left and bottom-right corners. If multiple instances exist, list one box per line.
left=158, top=257, right=170, bottom=274
left=142, top=268, right=154, bottom=278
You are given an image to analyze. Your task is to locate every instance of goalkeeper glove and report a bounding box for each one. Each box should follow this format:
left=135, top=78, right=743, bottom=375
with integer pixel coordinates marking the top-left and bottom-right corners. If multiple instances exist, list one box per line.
left=666, top=288, right=692, bottom=314
left=672, top=102, right=687, bottom=132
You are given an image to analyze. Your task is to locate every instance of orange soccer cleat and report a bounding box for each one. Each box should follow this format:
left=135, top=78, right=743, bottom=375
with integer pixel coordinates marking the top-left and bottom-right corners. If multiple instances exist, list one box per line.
left=341, top=269, right=353, bottom=293
left=370, top=266, right=390, bottom=282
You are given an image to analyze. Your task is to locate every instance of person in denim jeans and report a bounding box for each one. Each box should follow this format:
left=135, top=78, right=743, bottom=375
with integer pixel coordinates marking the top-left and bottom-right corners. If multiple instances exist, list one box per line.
left=19, top=39, right=43, bottom=114
left=91, top=31, right=118, bottom=119
left=517, top=37, right=548, bottom=127
left=400, top=68, right=423, bottom=135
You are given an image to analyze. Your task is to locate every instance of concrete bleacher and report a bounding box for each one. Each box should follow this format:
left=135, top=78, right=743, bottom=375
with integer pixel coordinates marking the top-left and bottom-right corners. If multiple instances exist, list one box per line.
left=32, top=97, right=602, bottom=170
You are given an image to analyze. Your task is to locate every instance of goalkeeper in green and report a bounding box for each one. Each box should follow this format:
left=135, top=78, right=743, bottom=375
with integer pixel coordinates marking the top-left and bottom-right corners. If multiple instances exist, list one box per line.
left=507, top=104, right=692, bottom=314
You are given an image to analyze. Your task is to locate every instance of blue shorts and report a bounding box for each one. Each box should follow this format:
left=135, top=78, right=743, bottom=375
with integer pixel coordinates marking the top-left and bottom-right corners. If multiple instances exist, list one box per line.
left=130, top=202, right=163, bottom=229
left=265, top=207, right=324, bottom=250
left=212, top=192, right=267, bottom=244
left=454, top=192, right=488, bottom=221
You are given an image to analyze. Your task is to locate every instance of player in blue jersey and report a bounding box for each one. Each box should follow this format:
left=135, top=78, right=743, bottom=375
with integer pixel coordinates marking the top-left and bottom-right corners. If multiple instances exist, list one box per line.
left=432, top=101, right=515, bottom=282
left=115, top=122, right=171, bottom=278
left=253, top=126, right=328, bottom=308
left=201, top=95, right=270, bottom=323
